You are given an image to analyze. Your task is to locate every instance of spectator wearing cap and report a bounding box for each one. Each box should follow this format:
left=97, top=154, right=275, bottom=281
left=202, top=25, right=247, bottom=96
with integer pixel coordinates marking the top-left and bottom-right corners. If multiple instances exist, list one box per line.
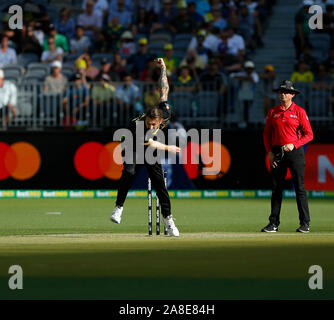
left=290, top=61, right=314, bottom=83
left=44, top=61, right=68, bottom=94
left=168, top=1, right=197, bottom=35
left=0, top=68, right=17, bottom=125
left=0, top=35, right=17, bottom=67
left=259, top=64, right=277, bottom=117
left=62, top=72, right=90, bottom=124
left=74, top=59, right=90, bottom=90
left=43, top=24, right=69, bottom=53
left=128, top=38, right=154, bottom=79
left=174, top=66, right=196, bottom=92
left=91, top=72, right=117, bottom=125
left=77, top=0, right=103, bottom=39
left=189, top=29, right=211, bottom=66
left=119, top=31, right=136, bottom=59
left=108, top=0, right=133, bottom=29
left=115, top=73, right=142, bottom=114
left=54, top=8, right=76, bottom=41
left=41, top=37, right=64, bottom=65
left=76, top=53, right=99, bottom=82
left=189, top=25, right=221, bottom=54
left=230, top=60, right=259, bottom=127
left=163, top=44, right=180, bottom=77
left=97, top=57, right=112, bottom=79
left=91, top=73, right=116, bottom=105
left=70, top=25, right=91, bottom=55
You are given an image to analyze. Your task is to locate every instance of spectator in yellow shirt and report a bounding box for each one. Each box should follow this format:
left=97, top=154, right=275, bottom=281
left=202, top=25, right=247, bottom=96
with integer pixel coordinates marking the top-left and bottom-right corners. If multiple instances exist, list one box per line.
left=290, top=61, right=314, bottom=83
left=144, top=85, right=160, bottom=109
left=163, top=43, right=179, bottom=76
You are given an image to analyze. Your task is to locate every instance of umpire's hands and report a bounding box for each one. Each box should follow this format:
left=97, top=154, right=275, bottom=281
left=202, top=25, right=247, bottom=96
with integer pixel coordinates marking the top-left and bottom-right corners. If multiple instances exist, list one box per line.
left=268, top=152, right=278, bottom=168
left=283, top=143, right=295, bottom=152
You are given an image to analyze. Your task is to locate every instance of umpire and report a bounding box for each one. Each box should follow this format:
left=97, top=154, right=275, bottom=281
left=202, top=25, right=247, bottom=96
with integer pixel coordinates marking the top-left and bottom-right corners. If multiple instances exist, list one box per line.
left=262, top=80, right=313, bottom=233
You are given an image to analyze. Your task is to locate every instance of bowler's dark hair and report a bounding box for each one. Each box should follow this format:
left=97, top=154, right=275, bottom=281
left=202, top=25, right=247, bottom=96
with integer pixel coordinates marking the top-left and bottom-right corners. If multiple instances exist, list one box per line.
left=146, top=106, right=164, bottom=120
left=133, top=105, right=169, bottom=128
left=146, top=106, right=168, bottom=128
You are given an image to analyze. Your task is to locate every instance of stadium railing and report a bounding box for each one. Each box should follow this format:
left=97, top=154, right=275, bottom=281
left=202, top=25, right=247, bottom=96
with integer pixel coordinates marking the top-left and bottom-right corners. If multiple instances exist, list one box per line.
left=0, top=79, right=332, bottom=130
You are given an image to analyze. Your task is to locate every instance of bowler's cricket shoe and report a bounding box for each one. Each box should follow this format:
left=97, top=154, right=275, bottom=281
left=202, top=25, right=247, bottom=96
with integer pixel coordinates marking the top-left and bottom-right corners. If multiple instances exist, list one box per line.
left=296, top=224, right=310, bottom=233
left=162, top=215, right=179, bottom=237
left=110, top=206, right=123, bottom=224
left=261, top=223, right=278, bottom=232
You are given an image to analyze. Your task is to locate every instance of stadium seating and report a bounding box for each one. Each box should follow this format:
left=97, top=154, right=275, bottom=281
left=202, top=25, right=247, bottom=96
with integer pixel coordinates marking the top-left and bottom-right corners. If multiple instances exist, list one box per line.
left=309, top=33, right=331, bottom=62
left=149, top=33, right=172, bottom=45
left=3, top=65, right=24, bottom=78
left=196, top=91, right=219, bottom=120
left=308, top=90, right=331, bottom=119
left=17, top=53, right=39, bottom=68
left=21, top=74, right=44, bottom=84
left=61, top=67, right=75, bottom=79
left=292, top=82, right=310, bottom=107
left=27, top=63, right=51, bottom=77
left=64, top=53, right=80, bottom=64
left=174, top=34, right=193, bottom=43
left=170, top=91, right=194, bottom=121
left=5, top=76, right=21, bottom=85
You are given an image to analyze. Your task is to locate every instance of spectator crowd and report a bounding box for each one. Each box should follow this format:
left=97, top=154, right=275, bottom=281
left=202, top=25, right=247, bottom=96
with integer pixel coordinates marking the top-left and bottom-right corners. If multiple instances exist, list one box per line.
left=1, top=0, right=332, bottom=127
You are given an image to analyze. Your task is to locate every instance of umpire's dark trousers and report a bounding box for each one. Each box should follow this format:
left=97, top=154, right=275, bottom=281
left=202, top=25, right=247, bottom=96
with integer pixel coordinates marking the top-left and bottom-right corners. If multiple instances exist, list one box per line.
left=269, top=146, right=311, bottom=226
left=116, top=161, right=171, bottom=218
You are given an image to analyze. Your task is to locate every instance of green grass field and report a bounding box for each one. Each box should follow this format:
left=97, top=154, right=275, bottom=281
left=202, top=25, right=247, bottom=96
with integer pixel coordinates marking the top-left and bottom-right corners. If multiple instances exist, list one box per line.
left=0, top=198, right=333, bottom=300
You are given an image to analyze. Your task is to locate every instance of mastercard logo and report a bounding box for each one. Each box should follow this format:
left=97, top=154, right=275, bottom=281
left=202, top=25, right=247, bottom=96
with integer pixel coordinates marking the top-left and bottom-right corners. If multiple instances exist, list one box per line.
left=74, top=142, right=123, bottom=180
left=0, top=142, right=41, bottom=180
left=183, top=141, right=231, bottom=180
